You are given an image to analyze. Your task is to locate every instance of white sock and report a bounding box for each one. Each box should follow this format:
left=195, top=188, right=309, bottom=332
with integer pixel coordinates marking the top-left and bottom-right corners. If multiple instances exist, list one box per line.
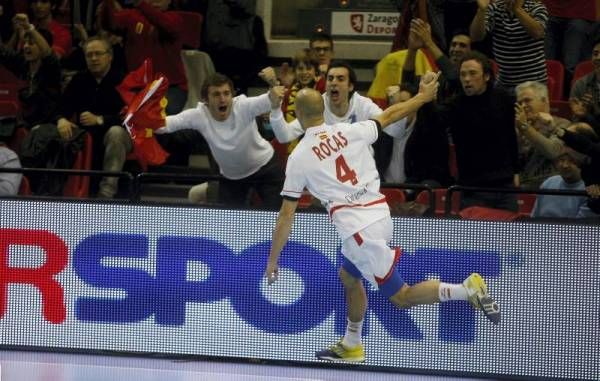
left=341, top=318, right=364, bottom=348
left=438, top=282, right=468, bottom=302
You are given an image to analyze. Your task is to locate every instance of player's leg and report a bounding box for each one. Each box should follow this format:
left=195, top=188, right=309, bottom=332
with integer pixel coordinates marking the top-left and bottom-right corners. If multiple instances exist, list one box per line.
left=315, top=263, right=366, bottom=363
left=387, top=273, right=501, bottom=324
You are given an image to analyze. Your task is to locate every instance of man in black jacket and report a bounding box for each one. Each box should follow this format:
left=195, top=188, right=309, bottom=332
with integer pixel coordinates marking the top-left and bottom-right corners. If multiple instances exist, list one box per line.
left=432, top=51, right=520, bottom=211
left=56, top=36, right=131, bottom=198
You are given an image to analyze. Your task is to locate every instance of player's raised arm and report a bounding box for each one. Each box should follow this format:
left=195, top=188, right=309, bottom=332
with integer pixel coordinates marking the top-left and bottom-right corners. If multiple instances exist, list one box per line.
left=374, top=71, right=440, bottom=129
left=265, top=198, right=299, bottom=284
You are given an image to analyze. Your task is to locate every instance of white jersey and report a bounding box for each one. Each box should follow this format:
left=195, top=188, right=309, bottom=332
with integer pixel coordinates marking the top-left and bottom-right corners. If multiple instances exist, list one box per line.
left=270, top=92, right=406, bottom=143
left=159, top=94, right=273, bottom=180
left=282, top=120, right=390, bottom=239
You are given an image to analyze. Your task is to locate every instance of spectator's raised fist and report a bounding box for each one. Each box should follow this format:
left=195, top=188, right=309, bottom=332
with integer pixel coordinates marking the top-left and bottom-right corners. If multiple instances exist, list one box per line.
left=259, top=67, right=279, bottom=87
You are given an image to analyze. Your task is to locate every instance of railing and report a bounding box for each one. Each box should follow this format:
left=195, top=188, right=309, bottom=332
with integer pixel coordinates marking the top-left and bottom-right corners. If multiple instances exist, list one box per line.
left=1, top=168, right=597, bottom=223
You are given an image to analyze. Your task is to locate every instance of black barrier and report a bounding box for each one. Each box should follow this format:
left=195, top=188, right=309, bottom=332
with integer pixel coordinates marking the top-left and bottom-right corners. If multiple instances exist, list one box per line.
left=0, top=167, right=135, bottom=200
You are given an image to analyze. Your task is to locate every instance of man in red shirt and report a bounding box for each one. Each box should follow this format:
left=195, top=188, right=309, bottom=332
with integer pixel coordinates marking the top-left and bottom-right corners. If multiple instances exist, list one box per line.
left=101, top=0, right=188, bottom=115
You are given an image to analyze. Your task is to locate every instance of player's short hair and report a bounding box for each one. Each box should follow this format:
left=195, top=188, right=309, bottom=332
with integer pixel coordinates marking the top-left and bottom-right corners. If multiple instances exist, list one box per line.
left=201, top=73, right=235, bottom=100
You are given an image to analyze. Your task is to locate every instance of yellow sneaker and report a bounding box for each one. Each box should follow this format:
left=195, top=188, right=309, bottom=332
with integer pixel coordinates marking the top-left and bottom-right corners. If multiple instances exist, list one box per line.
left=463, top=273, right=501, bottom=325
left=463, top=273, right=488, bottom=309
left=315, top=340, right=365, bottom=363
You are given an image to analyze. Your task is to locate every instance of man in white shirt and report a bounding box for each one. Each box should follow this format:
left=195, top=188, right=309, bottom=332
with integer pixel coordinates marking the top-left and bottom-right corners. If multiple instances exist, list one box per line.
left=265, top=73, right=501, bottom=363
left=156, top=72, right=286, bottom=208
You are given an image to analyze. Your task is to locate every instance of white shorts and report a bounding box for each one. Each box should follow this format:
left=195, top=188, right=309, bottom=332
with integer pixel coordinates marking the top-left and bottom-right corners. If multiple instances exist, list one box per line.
left=341, top=217, right=402, bottom=293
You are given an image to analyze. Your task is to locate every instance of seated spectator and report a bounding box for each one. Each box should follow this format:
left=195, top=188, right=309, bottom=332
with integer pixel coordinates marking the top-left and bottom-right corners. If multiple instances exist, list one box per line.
left=0, top=142, right=22, bottom=196
left=55, top=36, right=130, bottom=198
left=570, top=38, right=600, bottom=135
left=514, top=81, right=571, bottom=188
left=555, top=123, right=600, bottom=217
left=470, top=0, right=548, bottom=93
left=0, top=19, right=61, bottom=130
left=101, top=0, right=187, bottom=115
left=27, top=0, right=72, bottom=58
left=428, top=51, right=519, bottom=211
left=155, top=72, right=286, bottom=208
left=61, top=4, right=127, bottom=75
left=530, top=148, right=587, bottom=218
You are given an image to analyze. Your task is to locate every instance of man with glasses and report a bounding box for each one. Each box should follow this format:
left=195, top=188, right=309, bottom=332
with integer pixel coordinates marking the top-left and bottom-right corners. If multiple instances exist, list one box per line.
left=309, top=32, right=335, bottom=75
left=55, top=36, right=131, bottom=198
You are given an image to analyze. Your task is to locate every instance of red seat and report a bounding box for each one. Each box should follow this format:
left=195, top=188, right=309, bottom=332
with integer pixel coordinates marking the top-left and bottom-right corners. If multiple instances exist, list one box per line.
left=380, top=188, right=406, bottom=210
left=459, top=206, right=520, bottom=221
left=63, top=132, right=93, bottom=198
left=0, top=100, right=18, bottom=118
left=546, top=60, right=565, bottom=101
left=517, top=193, right=537, bottom=217
left=415, top=188, right=460, bottom=216
left=8, top=127, right=28, bottom=155
left=18, top=176, right=31, bottom=196
left=175, top=11, right=203, bottom=50
left=571, top=60, right=594, bottom=87
left=0, top=81, right=25, bottom=103
left=549, top=100, right=572, bottom=120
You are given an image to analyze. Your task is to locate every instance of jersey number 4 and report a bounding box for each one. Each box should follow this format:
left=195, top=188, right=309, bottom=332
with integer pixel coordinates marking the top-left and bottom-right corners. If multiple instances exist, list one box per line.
left=335, top=155, right=358, bottom=185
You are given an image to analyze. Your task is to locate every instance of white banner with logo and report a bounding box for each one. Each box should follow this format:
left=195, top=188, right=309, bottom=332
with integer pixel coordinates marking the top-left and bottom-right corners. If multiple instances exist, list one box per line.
left=331, top=11, right=400, bottom=37
left=0, top=199, right=598, bottom=380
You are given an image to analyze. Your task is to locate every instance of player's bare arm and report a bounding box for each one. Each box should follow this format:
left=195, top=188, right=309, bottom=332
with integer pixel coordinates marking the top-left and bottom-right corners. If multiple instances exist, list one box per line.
left=265, top=198, right=299, bottom=284
left=374, top=71, right=440, bottom=129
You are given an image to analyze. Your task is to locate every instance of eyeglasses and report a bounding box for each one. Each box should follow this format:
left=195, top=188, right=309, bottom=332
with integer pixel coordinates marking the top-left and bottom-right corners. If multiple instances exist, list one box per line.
left=85, top=51, right=109, bottom=58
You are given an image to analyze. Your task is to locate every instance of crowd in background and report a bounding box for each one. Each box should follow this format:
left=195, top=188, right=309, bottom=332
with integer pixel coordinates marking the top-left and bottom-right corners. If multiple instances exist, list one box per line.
left=0, top=0, right=598, bottom=222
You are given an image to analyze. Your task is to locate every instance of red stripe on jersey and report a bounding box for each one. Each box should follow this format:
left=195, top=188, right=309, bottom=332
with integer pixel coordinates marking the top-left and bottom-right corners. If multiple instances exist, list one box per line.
left=353, top=232, right=363, bottom=246
left=375, top=247, right=402, bottom=285
left=329, top=197, right=387, bottom=217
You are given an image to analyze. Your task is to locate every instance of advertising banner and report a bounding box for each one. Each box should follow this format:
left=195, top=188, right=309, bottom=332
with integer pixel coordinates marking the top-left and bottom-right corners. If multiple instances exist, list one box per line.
left=0, top=200, right=598, bottom=380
